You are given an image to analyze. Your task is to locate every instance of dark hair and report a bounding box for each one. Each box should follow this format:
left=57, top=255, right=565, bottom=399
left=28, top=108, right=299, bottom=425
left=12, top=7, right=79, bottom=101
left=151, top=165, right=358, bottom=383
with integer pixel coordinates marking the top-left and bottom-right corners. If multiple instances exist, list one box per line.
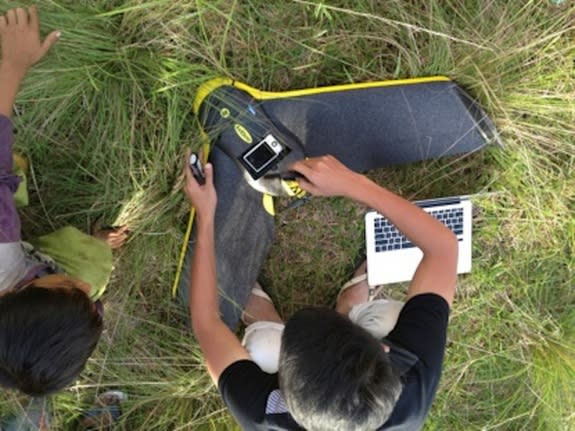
left=0, top=286, right=103, bottom=396
left=279, top=307, right=402, bottom=431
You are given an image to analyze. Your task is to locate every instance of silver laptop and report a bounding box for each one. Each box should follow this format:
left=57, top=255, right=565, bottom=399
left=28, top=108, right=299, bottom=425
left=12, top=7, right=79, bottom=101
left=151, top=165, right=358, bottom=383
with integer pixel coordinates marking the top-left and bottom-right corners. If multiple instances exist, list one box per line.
left=365, top=195, right=472, bottom=286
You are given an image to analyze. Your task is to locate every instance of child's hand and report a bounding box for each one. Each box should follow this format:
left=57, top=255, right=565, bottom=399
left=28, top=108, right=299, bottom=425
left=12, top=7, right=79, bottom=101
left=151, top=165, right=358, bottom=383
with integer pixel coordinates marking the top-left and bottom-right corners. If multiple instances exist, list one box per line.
left=183, top=150, right=217, bottom=223
left=0, top=6, right=60, bottom=78
left=289, top=155, right=363, bottom=197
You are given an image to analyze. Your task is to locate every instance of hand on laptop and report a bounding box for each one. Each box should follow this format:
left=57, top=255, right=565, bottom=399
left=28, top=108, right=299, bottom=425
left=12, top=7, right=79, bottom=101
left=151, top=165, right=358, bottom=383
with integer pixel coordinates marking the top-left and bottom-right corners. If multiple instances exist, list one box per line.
left=289, top=155, right=364, bottom=197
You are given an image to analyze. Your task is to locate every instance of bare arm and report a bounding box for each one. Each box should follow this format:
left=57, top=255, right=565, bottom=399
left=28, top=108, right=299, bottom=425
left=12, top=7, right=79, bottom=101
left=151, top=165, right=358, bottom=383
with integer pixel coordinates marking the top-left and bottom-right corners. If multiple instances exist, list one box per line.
left=0, top=6, right=60, bottom=118
left=0, top=65, right=23, bottom=118
left=290, top=155, right=458, bottom=306
left=183, top=151, right=250, bottom=385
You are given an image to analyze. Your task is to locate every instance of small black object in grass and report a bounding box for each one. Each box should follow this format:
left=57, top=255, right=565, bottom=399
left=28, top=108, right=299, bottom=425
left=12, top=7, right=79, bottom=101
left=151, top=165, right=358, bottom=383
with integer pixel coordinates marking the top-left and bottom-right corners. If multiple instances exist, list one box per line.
left=189, top=153, right=206, bottom=185
left=283, top=195, right=313, bottom=212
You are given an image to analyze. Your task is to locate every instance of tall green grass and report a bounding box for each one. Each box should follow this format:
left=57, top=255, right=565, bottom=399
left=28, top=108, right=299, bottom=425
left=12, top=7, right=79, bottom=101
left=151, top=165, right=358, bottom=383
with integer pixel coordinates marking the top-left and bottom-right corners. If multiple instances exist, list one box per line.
left=0, top=0, right=573, bottom=429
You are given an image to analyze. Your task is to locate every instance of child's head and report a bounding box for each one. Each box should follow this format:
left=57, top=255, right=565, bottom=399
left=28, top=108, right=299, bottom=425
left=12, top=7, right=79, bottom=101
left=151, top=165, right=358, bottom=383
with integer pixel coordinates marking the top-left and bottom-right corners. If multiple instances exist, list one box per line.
left=278, top=307, right=402, bottom=431
left=0, top=285, right=103, bottom=396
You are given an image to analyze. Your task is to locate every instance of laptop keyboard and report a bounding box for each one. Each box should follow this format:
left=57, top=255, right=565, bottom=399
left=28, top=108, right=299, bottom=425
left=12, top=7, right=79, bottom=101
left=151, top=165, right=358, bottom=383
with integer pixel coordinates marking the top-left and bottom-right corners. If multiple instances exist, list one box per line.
left=373, top=208, right=464, bottom=253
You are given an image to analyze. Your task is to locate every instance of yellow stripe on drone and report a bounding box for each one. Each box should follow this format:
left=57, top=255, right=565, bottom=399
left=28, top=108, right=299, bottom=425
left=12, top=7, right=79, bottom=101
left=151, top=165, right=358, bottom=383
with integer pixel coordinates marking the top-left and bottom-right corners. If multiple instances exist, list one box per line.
left=233, top=76, right=450, bottom=100
left=193, top=77, right=234, bottom=115
left=262, top=194, right=275, bottom=216
left=192, top=75, right=450, bottom=115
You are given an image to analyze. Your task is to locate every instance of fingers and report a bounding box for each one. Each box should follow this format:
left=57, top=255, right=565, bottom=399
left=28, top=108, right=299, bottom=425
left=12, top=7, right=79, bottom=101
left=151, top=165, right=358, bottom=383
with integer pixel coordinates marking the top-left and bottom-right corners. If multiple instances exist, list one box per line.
left=181, top=149, right=217, bottom=216
left=15, top=8, right=27, bottom=26
left=183, top=149, right=213, bottom=187
left=289, top=159, right=314, bottom=179
left=93, top=225, right=129, bottom=249
left=204, top=163, right=214, bottom=185
left=0, top=6, right=34, bottom=30
left=295, top=176, right=318, bottom=195
left=40, top=30, right=61, bottom=57
left=108, top=237, right=128, bottom=249
left=289, top=159, right=320, bottom=193
left=105, top=228, right=129, bottom=249
left=28, top=6, right=39, bottom=32
left=107, top=233, right=127, bottom=242
left=289, top=155, right=335, bottom=175
left=106, top=226, right=129, bottom=249
left=0, top=16, right=6, bottom=33
left=183, top=149, right=197, bottom=187
left=183, top=150, right=202, bottom=202
left=6, top=9, right=16, bottom=25
left=114, top=225, right=129, bottom=234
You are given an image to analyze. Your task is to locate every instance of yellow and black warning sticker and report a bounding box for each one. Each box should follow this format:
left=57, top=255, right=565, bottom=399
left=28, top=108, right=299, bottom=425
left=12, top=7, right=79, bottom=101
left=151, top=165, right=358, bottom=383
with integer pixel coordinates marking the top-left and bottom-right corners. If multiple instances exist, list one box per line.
left=234, top=123, right=253, bottom=144
left=281, top=180, right=307, bottom=198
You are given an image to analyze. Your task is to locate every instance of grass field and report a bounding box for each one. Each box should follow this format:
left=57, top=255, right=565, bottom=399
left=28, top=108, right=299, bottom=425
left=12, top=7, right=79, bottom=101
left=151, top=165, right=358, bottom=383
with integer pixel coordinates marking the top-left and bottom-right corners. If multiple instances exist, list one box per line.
left=1, top=0, right=574, bottom=430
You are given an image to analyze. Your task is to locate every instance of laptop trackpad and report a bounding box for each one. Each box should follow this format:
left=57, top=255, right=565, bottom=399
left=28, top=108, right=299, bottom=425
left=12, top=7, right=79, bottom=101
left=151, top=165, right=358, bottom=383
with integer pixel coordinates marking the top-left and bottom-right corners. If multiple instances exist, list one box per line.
left=368, top=249, right=423, bottom=286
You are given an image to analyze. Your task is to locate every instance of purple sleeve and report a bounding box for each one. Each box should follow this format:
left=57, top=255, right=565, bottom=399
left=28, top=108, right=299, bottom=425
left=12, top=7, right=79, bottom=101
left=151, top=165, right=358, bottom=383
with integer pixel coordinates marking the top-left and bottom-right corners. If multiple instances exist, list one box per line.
left=0, top=115, right=21, bottom=243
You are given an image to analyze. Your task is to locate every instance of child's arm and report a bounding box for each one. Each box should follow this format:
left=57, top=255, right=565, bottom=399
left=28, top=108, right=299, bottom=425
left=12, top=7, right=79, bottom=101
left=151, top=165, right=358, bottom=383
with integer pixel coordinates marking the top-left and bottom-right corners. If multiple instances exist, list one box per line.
left=0, top=6, right=59, bottom=243
left=290, top=155, right=458, bottom=306
left=0, top=6, right=60, bottom=118
left=182, top=151, right=251, bottom=385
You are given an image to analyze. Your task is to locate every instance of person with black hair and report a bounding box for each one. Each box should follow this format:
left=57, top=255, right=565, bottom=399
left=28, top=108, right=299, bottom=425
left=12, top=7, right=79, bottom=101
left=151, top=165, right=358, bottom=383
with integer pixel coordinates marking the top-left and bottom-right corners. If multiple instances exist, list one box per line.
left=184, top=152, right=457, bottom=430
left=0, top=4, right=127, bottom=403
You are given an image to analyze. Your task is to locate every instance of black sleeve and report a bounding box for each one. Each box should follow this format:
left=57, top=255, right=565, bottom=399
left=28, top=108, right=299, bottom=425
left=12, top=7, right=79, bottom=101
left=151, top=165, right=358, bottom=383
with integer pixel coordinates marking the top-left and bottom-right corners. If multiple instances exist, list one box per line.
left=218, top=360, right=279, bottom=430
left=386, top=293, right=450, bottom=371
